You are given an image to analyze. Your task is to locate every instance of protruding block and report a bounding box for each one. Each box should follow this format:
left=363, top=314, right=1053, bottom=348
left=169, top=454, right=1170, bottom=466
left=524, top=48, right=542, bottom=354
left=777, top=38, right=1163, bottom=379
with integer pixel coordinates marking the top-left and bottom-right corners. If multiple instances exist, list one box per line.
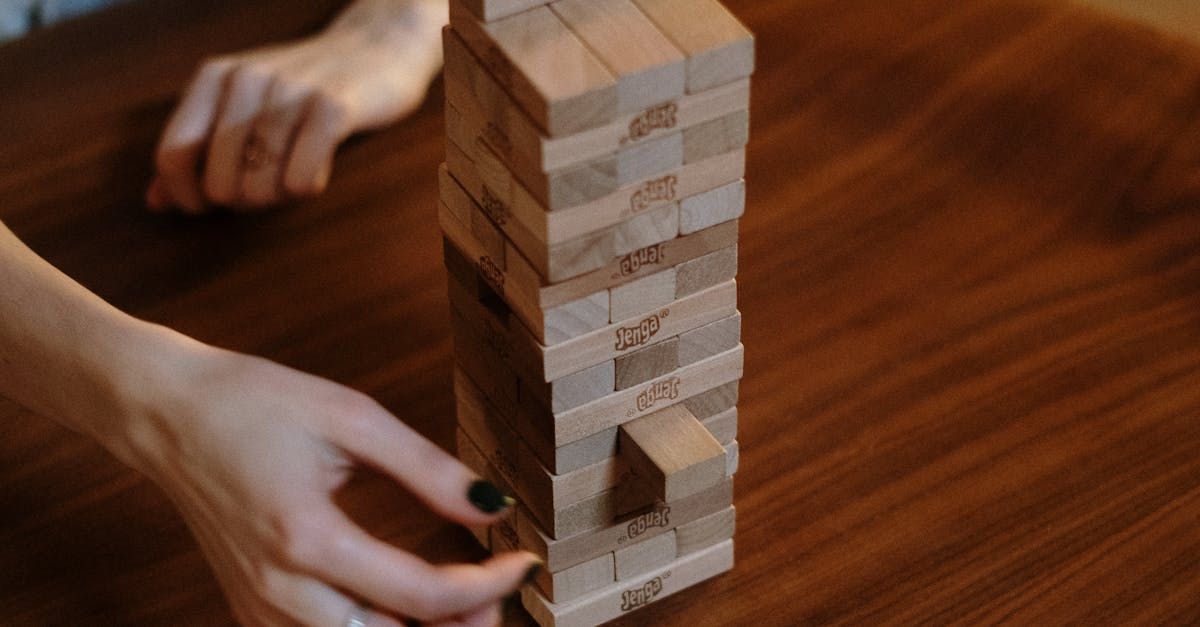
left=619, top=404, right=726, bottom=502
left=678, top=312, right=741, bottom=366
left=680, top=180, right=745, bottom=235
left=610, top=268, right=676, bottom=322
left=676, top=506, right=735, bottom=556
left=614, top=337, right=678, bottom=390
left=449, top=3, right=618, bottom=135
left=521, top=539, right=735, bottom=627
left=631, top=0, right=755, bottom=93
left=550, top=0, right=686, bottom=114
left=614, top=530, right=677, bottom=580
left=535, top=552, right=616, bottom=603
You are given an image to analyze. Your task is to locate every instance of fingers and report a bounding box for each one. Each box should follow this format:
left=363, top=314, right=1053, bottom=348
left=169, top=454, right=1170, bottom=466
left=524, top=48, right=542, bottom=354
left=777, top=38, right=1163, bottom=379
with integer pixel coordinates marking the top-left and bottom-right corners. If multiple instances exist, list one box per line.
left=249, top=565, right=409, bottom=627
left=331, top=400, right=514, bottom=527
left=296, top=505, right=539, bottom=623
left=154, top=60, right=233, bottom=213
left=204, top=64, right=273, bottom=207
left=429, top=603, right=503, bottom=627
left=240, top=81, right=312, bottom=207
left=283, top=94, right=353, bottom=199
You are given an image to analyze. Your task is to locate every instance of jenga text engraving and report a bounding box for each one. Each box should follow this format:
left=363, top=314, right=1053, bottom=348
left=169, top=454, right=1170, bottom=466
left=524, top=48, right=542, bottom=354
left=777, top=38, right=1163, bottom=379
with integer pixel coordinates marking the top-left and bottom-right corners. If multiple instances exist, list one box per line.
left=636, top=377, right=680, bottom=412
left=626, top=506, right=671, bottom=541
left=476, top=256, right=505, bottom=294
left=614, top=311, right=666, bottom=351
left=628, top=103, right=679, bottom=141
left=490, top=447, right=518, bottom=484
left=480, top=186, right=509, bottom=226
left=621, top=577, right=665, bottom=612
left=629, top=175, right=678, bottom=214
left=481, top=124, right=512, bottom=159
left=496, top=519, right=519, bottom=549
left=617, top=243, right=667, bottom=277
left=480, top=318, right=512, bottom=362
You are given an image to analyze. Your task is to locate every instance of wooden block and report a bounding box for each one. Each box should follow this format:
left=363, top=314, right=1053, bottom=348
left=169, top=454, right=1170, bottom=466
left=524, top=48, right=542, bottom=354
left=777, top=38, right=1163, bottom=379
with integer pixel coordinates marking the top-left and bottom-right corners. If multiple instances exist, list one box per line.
left=450, top=307, right=521, bottom=411
left=458, top=414, right=619, bottom=539
left=678, top=312, right=741, bottom=366
left=449, top=3, right=617, bottom=136
left=619, top=404, right=726, bottom=502
left=534, top=552, right=615, bottom=603
left=531, top=358, right=616, bottom=416
left=457, top=366, right=618, bottom=475
left=460, top=0, right=550, bottom=22
left=521, top=539, right=734, bottom=627
left=631, top=0, right=755, bottom=93
left=679, top=180, right=745, bottom=235
left=683, top=109, right=749, bottom=163
left=491, top=515, right=521, bottom=552
left=444, top=26, right=751, bottom=174
left=726, top=440, right=739, bottom=477
left=550, top=0, right=685, bottom=114
left=683, top=380, right=738, bottom=419
left=610, top=268, right=676, bottom=322
left=480, top=278, right=736, bottom=385
left=701, top=407, right=737, bottom=445
left=543, top=290, right=610, bottom=345
left=540, top=220, right=739, bottom=308
left=614, top=337, right=678, bottom=391
left=675, top=506, right=735, bottom=557
left=456, top=427, right=516, bottom=498
left=456, top=367, right=628, bottom=509
left=450, top=109, right=740, bottom=246
left=470, top=203, right=507, bottom=268
left=676, top=244, right=738, bottom=298
left=554, top=343, right=744, bottom=446
left=614, top=530, right=676, bottom=580
left=519, top=478, right=733, bottom=572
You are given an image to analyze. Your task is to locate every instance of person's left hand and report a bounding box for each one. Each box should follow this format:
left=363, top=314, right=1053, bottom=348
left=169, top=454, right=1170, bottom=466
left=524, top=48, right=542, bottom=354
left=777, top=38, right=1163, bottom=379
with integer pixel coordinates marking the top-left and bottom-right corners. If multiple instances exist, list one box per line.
left=148, top=0, right=445, bottom=213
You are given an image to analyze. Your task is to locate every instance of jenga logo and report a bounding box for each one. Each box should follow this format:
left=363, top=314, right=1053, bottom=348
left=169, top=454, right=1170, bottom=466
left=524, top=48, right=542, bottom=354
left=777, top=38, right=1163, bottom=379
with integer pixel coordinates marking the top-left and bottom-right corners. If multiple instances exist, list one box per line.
left=614, top=310, right=667, bottom=351
left=480, top=186, right=509, bottom=226
left=629, top=175, right=677, bottom=214
left=627, top=103, right=678, bottom=142
left=636, top=377, right=680, bottom=412
left=621, top=576, right=666, bottom=612
left=616, top=243, right=666, bottom=278
left=476, top=256, right=505, bottom=294
left=625, top=506, right=671, bottom=541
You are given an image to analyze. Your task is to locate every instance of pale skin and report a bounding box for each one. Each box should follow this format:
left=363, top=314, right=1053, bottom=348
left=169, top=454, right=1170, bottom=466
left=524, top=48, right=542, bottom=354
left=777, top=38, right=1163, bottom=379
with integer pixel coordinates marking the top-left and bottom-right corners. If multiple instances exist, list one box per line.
left=148, top=0, right=449, bottom=212
left=2, top=0, right=541, bottom=625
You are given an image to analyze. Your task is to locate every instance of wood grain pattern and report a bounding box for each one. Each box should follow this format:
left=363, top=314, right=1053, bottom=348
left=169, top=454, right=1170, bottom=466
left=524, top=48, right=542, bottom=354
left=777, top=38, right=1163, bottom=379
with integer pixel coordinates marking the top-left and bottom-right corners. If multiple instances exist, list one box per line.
left=4, top=0, right=1200, bottom=624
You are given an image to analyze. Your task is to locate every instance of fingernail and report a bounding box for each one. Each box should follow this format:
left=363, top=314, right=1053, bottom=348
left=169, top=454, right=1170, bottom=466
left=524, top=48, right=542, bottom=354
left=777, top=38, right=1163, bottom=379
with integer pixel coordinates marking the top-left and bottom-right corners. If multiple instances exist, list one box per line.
left=523, top=561, right=543, bottom=585
left=467, top=480, right=512, bottom=514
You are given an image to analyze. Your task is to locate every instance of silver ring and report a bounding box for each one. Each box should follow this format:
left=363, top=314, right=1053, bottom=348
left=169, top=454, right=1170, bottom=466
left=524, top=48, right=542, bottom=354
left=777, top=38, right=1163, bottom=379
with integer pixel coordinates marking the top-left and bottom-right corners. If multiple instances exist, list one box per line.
left=345, top=603, right=370, bottom=627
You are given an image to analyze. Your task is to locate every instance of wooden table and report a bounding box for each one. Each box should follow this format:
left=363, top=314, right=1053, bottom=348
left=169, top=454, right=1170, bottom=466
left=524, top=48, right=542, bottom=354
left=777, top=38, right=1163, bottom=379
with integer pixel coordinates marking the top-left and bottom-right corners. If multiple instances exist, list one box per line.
left=3, top=0, right=1200, bottom=624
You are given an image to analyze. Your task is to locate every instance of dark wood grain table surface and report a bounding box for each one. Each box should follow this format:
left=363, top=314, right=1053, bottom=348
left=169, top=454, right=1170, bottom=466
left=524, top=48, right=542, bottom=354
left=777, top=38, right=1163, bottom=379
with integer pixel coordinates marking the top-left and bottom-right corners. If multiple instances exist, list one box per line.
left=3, top=0, right=1200, bottom=624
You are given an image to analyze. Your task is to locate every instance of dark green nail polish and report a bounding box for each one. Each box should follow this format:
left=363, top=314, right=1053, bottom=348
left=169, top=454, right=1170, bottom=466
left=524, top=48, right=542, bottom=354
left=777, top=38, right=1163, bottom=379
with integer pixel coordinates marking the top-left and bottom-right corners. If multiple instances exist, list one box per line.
left=523, top=562, right=543, bottom=585
left=468, top=480, right=511, bottom=513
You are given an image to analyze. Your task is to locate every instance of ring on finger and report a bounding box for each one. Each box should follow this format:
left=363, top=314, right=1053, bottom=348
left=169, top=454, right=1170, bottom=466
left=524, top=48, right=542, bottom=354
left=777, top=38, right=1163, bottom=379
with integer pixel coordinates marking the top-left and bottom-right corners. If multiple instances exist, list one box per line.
left=344, top=602, right=371, bottom=627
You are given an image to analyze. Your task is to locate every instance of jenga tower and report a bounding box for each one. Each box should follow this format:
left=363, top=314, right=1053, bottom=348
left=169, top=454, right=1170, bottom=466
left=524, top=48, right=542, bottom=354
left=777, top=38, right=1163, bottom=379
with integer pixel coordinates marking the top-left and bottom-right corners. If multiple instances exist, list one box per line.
left=438, top=1, right=753, bottom=624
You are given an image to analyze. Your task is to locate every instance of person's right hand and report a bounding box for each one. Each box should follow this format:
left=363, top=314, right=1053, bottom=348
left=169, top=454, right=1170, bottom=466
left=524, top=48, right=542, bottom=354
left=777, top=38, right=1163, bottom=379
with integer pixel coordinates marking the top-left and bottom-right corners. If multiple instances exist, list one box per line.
left=117, top=331, right=537, bottom=626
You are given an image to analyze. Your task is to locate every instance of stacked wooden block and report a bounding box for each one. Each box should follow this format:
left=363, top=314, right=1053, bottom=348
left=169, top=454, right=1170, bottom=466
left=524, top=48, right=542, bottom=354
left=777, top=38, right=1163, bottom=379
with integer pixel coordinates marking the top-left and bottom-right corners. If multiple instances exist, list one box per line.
left=437, top=0, right=752, bottom=624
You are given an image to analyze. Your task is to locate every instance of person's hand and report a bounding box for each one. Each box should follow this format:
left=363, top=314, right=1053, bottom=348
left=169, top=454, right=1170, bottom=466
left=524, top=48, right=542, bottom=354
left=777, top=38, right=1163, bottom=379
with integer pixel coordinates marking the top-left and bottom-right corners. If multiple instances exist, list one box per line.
left=118, top=333, right=537, bottom=626
left=148, top=0, right=446, bottom=213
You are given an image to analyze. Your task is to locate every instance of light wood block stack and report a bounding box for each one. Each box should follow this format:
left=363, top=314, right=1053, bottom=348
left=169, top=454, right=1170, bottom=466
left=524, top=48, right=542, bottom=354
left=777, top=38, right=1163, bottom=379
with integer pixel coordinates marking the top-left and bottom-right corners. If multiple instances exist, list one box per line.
left=438, top=1, right=753, bottom=624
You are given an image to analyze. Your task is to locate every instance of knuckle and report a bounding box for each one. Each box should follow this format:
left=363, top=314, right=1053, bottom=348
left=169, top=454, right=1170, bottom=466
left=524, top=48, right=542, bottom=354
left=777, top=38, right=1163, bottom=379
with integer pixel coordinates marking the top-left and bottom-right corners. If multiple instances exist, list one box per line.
left=315, top=94, right=354, bottom=135
left=271, top=513, right=326, bottom=568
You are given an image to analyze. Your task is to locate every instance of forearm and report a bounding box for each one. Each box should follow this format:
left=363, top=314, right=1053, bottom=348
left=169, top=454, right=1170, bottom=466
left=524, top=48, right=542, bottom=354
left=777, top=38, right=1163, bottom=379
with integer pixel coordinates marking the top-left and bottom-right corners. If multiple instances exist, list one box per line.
left=0, top=221, right=189, bottom=463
